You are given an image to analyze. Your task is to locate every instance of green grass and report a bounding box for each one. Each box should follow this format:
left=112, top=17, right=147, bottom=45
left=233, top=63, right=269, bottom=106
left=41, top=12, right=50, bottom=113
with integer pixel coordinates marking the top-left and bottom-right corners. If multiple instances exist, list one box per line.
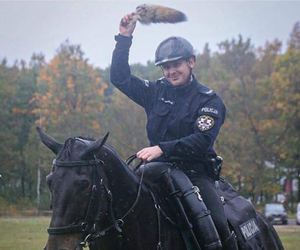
left=0, top=217, right=299, bottom=250
left=274, top=225, right=300, bottom=250
left=0, top=217, right=49, bottom=250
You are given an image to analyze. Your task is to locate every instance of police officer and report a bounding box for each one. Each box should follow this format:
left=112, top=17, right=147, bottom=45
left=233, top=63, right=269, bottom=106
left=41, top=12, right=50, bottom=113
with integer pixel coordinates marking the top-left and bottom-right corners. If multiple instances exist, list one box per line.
left=110, top=13, right=238, bottom=250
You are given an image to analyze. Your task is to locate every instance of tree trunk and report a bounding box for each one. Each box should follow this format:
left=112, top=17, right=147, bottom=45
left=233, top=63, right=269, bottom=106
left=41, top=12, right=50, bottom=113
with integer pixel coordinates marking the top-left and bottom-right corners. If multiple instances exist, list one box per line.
left=37, top=167, right=41, bottom=210
left=20, top=150, right=26, bottom=197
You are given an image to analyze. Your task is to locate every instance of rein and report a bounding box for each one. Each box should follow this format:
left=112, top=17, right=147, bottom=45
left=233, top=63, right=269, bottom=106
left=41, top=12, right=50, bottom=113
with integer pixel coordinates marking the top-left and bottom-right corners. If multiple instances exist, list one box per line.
left=47, top=155, right=145, bottom=248
left=82, top=165, right=146, bottom=246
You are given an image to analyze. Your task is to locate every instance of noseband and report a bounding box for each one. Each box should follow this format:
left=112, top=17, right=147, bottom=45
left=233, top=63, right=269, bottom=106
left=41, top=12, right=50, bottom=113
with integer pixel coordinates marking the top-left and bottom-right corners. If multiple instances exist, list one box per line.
left=47, top=155, right=145, bottom=248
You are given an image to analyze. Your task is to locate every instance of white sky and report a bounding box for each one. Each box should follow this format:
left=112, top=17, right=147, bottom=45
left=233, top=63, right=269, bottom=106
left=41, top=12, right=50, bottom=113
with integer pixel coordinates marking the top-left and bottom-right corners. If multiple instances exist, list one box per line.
left=0, top=0, right=299, bottom=68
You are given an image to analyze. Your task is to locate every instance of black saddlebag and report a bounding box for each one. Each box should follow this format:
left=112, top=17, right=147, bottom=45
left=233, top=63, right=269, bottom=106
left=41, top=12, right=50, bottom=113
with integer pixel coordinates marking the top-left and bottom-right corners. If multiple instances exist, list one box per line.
left=216, top=179, right=264, bottom=250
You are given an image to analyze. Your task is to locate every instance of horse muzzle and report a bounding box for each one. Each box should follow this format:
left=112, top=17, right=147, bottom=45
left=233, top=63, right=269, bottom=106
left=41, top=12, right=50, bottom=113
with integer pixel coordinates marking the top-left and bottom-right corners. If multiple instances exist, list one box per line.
left=45, top=234, right=83, bottom=250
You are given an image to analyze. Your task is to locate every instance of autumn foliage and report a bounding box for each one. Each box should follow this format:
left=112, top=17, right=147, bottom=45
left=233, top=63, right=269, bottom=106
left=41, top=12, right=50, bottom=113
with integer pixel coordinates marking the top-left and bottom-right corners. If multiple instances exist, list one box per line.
left=0, top=23, right=299, bottom=209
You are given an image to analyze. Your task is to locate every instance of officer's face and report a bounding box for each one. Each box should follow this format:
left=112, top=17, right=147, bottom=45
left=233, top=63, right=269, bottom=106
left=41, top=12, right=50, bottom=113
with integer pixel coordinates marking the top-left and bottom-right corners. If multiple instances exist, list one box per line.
left=161, top=57, right=195, bottom=86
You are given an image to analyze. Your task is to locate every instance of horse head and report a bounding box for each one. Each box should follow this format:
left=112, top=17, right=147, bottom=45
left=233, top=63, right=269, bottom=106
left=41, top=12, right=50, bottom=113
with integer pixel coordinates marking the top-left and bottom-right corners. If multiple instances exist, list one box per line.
left=37, top=127, right=110, bottom=250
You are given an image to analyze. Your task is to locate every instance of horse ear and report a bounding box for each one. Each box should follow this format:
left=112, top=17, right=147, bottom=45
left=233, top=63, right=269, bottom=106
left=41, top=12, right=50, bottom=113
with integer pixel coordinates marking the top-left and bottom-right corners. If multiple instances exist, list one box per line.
left=80, top=132, right=109, bottom=159
left=36, top=127, right=63, bottom=155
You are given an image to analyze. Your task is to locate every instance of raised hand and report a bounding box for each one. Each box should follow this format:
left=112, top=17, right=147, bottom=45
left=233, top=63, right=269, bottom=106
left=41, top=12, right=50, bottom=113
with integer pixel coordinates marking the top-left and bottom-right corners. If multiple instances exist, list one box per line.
left=119, top=13, right=138, bottom=37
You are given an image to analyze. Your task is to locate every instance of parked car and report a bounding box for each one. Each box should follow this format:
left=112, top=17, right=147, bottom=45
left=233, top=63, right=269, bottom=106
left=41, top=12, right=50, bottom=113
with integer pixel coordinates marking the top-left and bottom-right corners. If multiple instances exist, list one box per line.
left=296, top=203, right=300, bottom=225
left=264, top=203, right=288, bottom=225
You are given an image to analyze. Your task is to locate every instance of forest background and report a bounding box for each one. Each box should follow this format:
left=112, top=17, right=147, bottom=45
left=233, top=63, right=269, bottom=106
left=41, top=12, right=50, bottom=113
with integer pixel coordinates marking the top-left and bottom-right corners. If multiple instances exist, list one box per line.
left=0, top=21, right=299, bottom=212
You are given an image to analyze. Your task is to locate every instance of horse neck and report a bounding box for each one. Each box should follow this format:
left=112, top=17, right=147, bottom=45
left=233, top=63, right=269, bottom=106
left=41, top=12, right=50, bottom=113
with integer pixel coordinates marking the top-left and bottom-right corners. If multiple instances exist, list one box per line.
left=100, top=146, right=143, bottom=210
left=98, top=147, right=162, bottom=250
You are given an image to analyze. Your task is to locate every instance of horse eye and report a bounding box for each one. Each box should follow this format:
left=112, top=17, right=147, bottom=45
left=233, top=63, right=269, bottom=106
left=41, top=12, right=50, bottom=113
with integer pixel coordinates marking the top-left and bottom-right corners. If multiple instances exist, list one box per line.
left=75, top=179, right=90, bottom=190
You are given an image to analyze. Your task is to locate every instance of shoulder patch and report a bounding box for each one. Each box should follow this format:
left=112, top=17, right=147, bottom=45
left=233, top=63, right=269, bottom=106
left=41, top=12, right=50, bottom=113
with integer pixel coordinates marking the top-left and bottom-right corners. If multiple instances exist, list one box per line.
left=197, top=115, right=215, bottom=131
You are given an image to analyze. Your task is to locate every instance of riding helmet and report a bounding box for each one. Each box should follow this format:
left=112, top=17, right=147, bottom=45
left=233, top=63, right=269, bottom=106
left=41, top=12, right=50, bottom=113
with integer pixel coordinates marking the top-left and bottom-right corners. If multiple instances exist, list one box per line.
left=154, top=36, right=195, bottom=66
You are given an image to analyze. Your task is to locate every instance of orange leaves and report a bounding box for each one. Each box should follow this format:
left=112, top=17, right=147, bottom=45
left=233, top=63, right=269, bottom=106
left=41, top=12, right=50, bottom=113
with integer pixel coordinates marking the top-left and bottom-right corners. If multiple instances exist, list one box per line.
left=66, top=76, right=75, bottom=90
left=91, top=121, right=101, bottom=131
left=12, top=107, right=26, bottom=114
left=34, top=41, right=109, bottom=135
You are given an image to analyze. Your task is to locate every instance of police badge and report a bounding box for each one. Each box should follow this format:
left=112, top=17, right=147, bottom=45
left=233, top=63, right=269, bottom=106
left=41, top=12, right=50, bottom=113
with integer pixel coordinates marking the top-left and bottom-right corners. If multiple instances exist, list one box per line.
left=197, top=115, right=215, bottom=131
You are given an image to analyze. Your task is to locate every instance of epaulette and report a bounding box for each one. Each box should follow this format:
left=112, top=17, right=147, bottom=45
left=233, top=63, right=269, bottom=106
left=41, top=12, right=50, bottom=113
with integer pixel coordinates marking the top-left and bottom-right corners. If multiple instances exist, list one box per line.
left=143, top=79, right=150, bottom=87
left=197, top=83, right=215, bottom=96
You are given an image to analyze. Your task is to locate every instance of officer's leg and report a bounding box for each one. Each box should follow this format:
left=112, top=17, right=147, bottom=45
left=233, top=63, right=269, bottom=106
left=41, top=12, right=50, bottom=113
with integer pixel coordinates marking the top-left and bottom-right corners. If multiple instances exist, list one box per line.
left=188, top=173, right=238, bottom=250
left=137, top=163, right=222, bottom=249
left=135, top=161, right=171, bottom=181
left=166, top=168, right=222, bottom=250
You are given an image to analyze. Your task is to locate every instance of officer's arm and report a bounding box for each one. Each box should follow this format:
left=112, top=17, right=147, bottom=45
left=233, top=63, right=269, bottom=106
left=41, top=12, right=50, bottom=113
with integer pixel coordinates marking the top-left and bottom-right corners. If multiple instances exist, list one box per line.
left=110, top=34, right=154, bottom=109
left=158, top=98, right=226, bottom=161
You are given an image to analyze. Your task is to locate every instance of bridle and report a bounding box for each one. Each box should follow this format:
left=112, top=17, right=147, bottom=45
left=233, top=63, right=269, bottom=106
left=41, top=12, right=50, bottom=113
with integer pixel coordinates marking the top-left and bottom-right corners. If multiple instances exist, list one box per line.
left=47, top=154, right=145, bottom=248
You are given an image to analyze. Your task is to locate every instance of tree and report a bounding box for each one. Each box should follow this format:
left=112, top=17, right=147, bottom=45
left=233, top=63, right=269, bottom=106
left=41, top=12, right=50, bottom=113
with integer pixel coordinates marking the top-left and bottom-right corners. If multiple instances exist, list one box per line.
left=34, top=41, right=108, bottom=139
left=270, top=22, right=300, bottom=204
left=0, top=62, right=19, bottom=201
left=206, top=36, right=284, bottom=201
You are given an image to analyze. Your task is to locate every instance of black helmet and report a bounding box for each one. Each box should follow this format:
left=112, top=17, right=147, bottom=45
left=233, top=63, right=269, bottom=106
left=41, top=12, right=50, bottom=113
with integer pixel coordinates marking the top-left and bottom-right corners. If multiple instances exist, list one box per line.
left=155, top=36, right=195, bottom=66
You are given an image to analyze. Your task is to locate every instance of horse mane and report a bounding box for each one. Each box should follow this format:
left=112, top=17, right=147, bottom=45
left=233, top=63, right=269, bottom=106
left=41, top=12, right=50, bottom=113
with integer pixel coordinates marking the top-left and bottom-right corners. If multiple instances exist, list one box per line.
left=57, top=138, right=76, bottom=159
left=102, top=144, right=137, bottom=174
left=57, top=136, right=96, bottom=159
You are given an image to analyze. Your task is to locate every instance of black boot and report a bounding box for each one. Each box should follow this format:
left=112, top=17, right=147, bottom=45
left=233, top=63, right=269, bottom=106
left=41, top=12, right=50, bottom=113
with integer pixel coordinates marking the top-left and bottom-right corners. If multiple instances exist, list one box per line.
left=165, top=168, right=222, bottom=250
left=222, top=232, right=238, bottom=250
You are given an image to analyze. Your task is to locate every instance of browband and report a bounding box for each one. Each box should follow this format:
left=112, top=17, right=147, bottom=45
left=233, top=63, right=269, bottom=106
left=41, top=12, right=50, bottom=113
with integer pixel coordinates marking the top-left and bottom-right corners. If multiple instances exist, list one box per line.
left=53, top=158, right=103, bottom=167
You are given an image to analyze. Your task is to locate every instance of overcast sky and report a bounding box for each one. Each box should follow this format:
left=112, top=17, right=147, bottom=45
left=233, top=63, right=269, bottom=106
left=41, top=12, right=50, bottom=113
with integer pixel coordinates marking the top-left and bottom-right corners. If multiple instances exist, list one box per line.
left=0, top=0, right=299, bottom=69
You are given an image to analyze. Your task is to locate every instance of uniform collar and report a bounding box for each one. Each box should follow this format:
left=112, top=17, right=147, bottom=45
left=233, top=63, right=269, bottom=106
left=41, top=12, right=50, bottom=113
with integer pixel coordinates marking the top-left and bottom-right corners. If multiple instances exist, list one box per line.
left=162, top=75, right=197, bottom=94
left=160, top=75, right=214, bottom=96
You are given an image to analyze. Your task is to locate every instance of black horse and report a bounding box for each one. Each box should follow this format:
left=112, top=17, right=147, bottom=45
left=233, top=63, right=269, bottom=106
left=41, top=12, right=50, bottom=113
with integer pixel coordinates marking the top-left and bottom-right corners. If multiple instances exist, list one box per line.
left=37, top=127, right=284, bottom=250
left=38, top=128, right=185, bottom=250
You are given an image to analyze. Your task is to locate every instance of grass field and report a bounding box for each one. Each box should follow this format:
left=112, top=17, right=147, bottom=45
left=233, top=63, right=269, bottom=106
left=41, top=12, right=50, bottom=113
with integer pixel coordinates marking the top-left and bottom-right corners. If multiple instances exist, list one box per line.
left=0, top=217, right=299, bottom=250
left=274, top=225, right=300, bottom=250
left=0, top=217, right=49, bottom=250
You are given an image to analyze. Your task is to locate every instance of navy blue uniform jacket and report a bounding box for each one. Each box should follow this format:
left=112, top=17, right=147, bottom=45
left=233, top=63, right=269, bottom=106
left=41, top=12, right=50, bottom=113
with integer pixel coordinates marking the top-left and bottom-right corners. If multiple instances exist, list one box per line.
left=110, top=35, right=226, bottom=163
